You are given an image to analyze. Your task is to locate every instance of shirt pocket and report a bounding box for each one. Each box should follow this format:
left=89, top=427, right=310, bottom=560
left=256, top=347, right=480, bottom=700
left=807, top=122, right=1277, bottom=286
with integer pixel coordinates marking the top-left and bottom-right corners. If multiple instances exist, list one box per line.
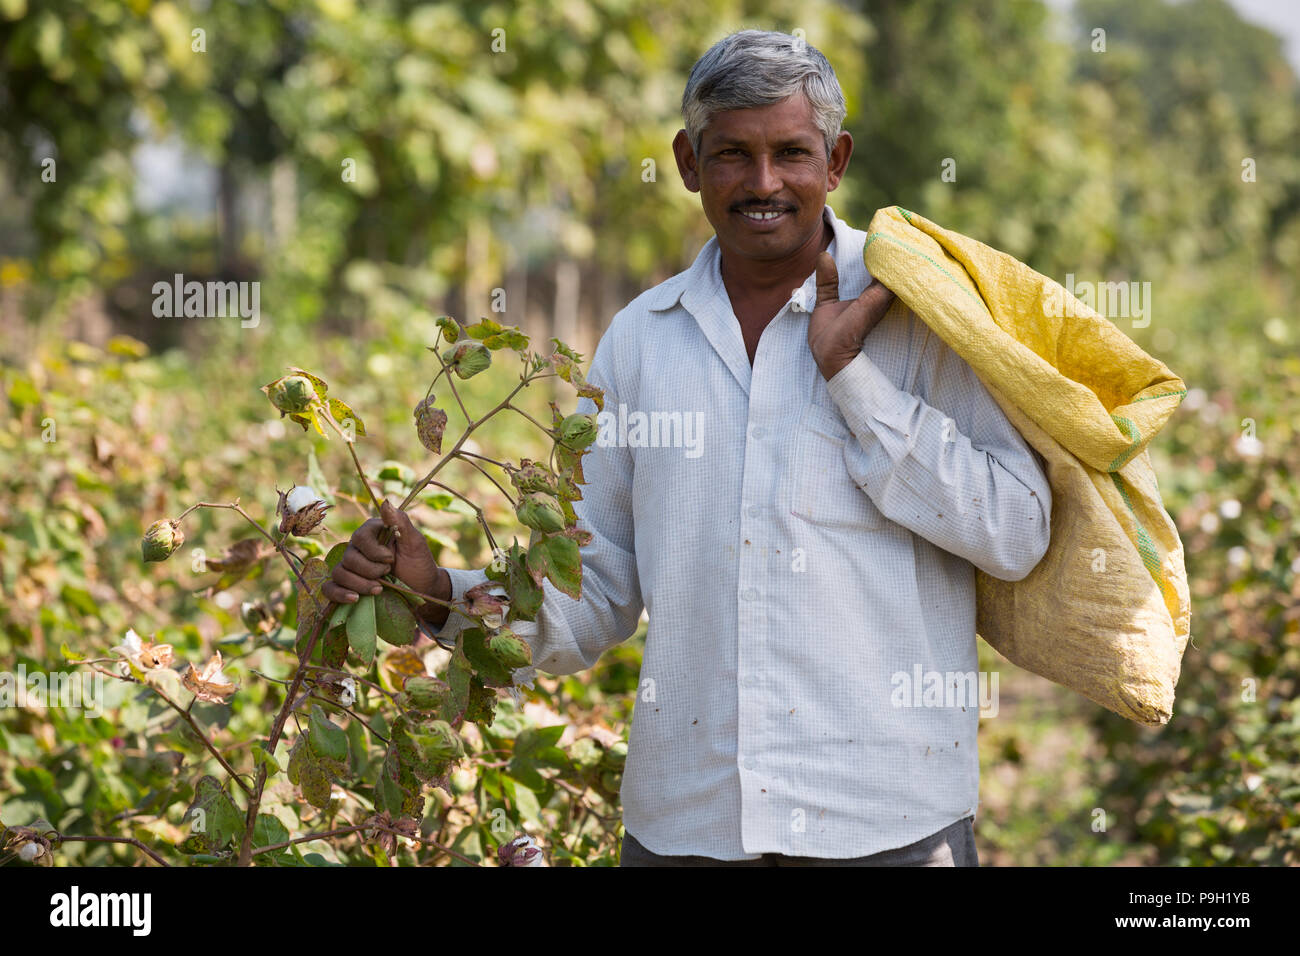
left=790, top=402, right=884, bottom=531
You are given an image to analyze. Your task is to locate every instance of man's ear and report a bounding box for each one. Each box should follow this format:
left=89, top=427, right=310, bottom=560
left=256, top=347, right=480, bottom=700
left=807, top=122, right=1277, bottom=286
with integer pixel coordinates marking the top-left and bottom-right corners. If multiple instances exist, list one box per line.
left=826, top=130, right=853, bottom=192
left=673, top=129, right=701, bottom=193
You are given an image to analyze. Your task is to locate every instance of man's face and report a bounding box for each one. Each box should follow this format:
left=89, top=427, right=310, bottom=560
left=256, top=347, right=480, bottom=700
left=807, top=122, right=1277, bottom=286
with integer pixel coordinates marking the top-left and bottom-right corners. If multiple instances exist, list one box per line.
left=673, top=93, right=851, bottom=265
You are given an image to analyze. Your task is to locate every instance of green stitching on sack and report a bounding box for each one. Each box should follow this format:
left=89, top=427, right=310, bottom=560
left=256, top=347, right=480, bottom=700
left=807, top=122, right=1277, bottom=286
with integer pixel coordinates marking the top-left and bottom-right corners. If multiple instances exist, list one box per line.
left=1109, top=471, right=1168, bottom=596
left=1108, top=414, right=1142, bottom=471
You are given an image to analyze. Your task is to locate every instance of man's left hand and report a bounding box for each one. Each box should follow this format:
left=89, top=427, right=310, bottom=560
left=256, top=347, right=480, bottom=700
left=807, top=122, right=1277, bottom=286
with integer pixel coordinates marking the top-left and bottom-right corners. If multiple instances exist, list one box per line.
left=807, top=252, right=896, bottom=380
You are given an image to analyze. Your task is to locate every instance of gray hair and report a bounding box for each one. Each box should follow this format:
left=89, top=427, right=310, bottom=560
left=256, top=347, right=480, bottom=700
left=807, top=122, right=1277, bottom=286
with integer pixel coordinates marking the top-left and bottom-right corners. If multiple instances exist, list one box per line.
left=681, top=30, right=847, bottom=160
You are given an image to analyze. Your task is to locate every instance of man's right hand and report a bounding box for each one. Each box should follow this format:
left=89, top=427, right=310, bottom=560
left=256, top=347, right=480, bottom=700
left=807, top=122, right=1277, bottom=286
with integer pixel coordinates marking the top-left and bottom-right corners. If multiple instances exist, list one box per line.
left=322, top=500, right=452, bottom=628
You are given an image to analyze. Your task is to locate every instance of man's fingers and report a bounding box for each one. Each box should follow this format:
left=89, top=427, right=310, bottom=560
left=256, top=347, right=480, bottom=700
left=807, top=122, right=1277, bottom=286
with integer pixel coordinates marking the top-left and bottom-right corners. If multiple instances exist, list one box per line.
left=814, top=251, right=840, bottom=310
left=341, top=547, right=390, bottom=580
left=858, top=280, right=896, bottom=314
left=351, top=519, right=395, bottom=563
left=328, top=566, right=383, bottom=599
left=380, top=499, right=425, bottom=556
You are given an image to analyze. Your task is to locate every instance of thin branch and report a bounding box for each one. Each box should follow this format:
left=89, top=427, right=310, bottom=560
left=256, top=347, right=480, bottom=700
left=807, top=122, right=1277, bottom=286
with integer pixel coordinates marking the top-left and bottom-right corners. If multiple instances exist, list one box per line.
left=85, top=662, right=252, bottom=798
left=431, top=340, right=472, bottom=425
left=174, top=500, right=308, bottom=591
left=250, top=824, right=370, bottom=857
left=58, top=834, right=171, bottom=867
left=373, top=824, right=482, bottom=867
left=505, top=402, right=554, bottom=437
left=396, top=371, right=538, bottom=512
left=427, top=480, right=499, bottom=556
left=455, top=452, right=518, bottom=506
left=153, top=687, right=254, bottom=797
left=345, top=435, right=383, bottom=512
left=236, top=601, right=331, bottom=866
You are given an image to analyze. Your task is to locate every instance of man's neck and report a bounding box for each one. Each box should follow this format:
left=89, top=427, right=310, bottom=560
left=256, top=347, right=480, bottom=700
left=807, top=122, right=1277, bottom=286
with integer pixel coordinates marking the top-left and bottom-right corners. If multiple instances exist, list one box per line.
left=719, top=211, right=835, bottom=303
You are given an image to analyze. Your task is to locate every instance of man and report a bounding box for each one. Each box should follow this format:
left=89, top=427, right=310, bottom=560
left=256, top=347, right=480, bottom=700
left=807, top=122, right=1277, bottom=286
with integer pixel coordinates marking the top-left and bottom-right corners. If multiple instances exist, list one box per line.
left=324, top=30, right=1051, bottom=866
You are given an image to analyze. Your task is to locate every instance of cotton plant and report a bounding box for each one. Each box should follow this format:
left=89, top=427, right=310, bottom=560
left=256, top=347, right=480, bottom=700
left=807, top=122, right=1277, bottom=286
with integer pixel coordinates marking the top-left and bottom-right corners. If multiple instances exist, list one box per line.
left=54, top=318, right=620, bottom=867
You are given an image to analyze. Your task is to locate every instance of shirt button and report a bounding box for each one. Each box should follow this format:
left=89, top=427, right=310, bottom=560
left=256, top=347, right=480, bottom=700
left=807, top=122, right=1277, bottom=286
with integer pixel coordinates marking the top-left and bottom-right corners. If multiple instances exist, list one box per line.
left=750, top=425, right=766, bottom=440
left=742, top=588, right=758, bottom=602
left=746, top=504, right=761, bottom=518
left=743, top=757, right=757, bottom=771
left=744, top=674, right=759, bottom=688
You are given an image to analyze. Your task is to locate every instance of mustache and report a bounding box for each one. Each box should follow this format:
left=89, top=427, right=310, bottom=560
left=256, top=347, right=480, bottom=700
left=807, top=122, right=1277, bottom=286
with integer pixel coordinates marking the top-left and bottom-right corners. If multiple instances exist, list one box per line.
left=733, top=202, right=795, bottom=212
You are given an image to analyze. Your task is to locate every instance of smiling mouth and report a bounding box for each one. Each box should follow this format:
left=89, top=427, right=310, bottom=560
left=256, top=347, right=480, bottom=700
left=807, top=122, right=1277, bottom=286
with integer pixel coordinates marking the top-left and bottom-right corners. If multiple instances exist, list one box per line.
left=735, top=208, right=792, bottom=224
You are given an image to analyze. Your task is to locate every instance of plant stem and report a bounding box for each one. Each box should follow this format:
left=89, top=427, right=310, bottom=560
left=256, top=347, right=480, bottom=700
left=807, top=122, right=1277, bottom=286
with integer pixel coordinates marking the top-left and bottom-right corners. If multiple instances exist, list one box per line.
left=376, top=575, right=459, bottom=611
left=176, top=500, right=308, bottom=590
left=58, top=834, right=171, bottom=867
left=505, top=402, right=554, bottom=436
left=235, top=601, right=330, bottom=866
left=249, top=824, right=371, bottom=857
left=154, top=687, right=254, bottom=797
left=431, top=341, right=472, bottom=425
left=345, top=437, right=383, bottom=512
left=372, top=824, right=482, bottom=867
left=455, top=452, right=517, bottom=506
left=426, top=479, right=499, bottom=556
left=397, top=372, right=537, bottom=512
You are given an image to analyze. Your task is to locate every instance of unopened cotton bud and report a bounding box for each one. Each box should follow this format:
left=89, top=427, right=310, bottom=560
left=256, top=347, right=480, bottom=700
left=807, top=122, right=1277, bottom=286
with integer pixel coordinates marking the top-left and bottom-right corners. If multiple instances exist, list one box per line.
left=142, top=519, right=184, bottom=562
left=489, top=629, right=532, bottom=669
left=267, top=374, right=317, bottom=414
left=516, top=492, right=565, bottom=533
left=559, top=413, right=598, bottom=450
left=441, top=341, right=491, bottom=379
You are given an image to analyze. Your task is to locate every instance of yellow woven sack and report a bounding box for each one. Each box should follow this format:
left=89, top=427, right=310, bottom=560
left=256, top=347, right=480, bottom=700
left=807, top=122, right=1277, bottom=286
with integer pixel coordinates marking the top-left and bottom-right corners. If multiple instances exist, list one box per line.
left=862, top=206, right=1191, bottom=725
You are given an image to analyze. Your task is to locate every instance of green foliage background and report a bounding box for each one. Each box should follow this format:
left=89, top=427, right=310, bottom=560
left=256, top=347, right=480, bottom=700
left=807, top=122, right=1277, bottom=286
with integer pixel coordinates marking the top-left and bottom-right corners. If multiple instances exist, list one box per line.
left=1, top=0, right=1297, bottom=864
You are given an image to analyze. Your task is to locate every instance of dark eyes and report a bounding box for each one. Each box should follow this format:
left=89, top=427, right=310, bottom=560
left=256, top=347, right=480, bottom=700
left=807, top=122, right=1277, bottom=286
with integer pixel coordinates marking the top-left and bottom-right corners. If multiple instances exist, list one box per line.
left=718, top=147, right=807, bottom=156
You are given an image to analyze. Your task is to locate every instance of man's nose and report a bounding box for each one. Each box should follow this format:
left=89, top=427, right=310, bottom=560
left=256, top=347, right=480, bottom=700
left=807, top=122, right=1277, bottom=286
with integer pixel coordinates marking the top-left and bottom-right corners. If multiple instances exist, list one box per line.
left=744, top=153, right=783, bottom=198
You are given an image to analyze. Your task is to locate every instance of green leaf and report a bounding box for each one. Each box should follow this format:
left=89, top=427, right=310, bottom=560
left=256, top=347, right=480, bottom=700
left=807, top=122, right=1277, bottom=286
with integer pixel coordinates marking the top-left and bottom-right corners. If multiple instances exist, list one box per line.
left=328, top=601, right=353, bottom=630
left=327, top=397, right=366, bottom=437
left=252, top=814, right=291, bottom=861
left=445, top=636, right=475, bottom=720
left=287, top=738, right=304, bottom=786
left=321, top=628, right=349, bottom=669
left=449, top=824, right=484, bottom=866
left=515, top=724, right=565, bottom=759
left=436, top=315, right=460, bottom=343
left=186, top=775, right=245, bottom=851
left=309, top=707, right=350, bottom=764
left=255, top=745, right=281, bottom=779
left=526, top=533, right=582, bottom=599
left=551, top=339, right=583, bottom=363
left=375, top=588, right=417, bottom=646
left=511, top=779, right=543, bottom=822
left=460, top=627, right=513, bottom=687
left=377, top=741, right=424, bottom=818
left=486, top=539, right=544, bottom=620
left=346, top=593, right=377, bottom=665
left=464, top=317, right=503, bottom=340
left=297, top=750, right=332, bottom=810
left=8, top=375, right=40, bottom=408
left=59, top=642, right=85, bottom=663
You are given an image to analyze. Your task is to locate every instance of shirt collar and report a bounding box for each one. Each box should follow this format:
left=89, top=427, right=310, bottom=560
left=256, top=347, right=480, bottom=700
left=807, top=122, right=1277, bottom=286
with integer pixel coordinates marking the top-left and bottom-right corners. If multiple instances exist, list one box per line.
left=647, top=204, right=861, bottom=313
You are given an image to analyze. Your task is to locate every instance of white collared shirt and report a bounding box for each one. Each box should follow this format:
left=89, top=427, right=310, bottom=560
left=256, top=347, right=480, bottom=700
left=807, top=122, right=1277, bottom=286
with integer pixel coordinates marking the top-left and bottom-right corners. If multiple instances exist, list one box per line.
left=437, top=204, right=1051, bottom=859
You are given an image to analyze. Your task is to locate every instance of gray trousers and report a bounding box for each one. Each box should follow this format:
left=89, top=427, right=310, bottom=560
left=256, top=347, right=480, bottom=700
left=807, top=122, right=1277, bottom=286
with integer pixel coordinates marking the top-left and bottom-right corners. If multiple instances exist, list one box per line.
left=619, top=815, right=978, bottom=867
